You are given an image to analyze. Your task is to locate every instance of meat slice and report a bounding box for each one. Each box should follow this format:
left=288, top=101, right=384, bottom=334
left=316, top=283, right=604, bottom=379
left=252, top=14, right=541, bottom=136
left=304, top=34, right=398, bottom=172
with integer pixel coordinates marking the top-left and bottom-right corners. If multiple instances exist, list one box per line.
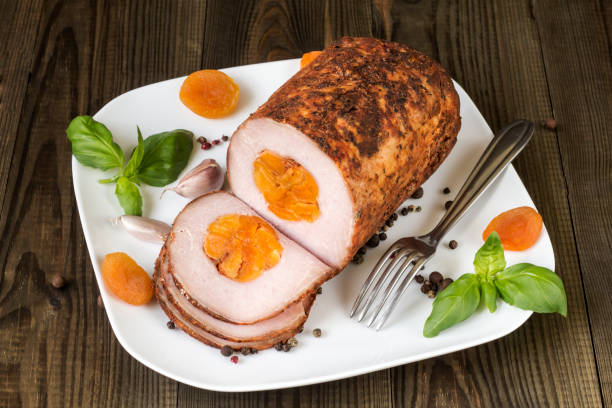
left=228, top=37, right=460, bottom=269
left=157, top=246, right=314, bottom=342
left=166, top=191, right=333, bottom=324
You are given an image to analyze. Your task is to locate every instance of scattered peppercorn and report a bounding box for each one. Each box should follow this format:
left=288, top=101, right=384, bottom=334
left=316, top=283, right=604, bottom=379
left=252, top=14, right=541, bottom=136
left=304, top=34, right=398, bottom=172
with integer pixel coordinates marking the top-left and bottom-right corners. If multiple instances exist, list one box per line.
left=427, top=290, right=436, bottom=299
left=313, top=328, right=322, bottom=337
left=443, top=187, right=451, bottom=194
left=201, top=142, right=212, bottom=150
left=415, top=274, right=424, bottom=284
left=449, top=240, right=458, bottom=249
left=440, top=278, right=454, bottom=291
left=385, top=218, right=394, bottom=227
left=416, top=206, right=422, bottom=212
left=429, top=271, right=443, bottom=285
left=352, top=254, right=364, bottom=264
left=50, top=274, right=66, bottom=289
left=421, top=282, right=432, bottom=294
left=381, top=224, right=389, bottom=232
left=391, top=213, right=398, bottom=221
left=400, top=207, right=409, bottom=216
left=287, top=338, right=298, bottom=347
left=379, top=232, right=387, bottom=241
left=212, top=139, right=220, bottom=145
left=97, top=295, right=104, bottom=309
left=316, top=287, right=323, bottom=295
left=240, top=347, right=251, bottom=355
left=197, top=136, right=207, bottom=144
left=250, top=348, right=258, bottom=354
left=542, top=118, right=557, bottom=129
left=230, top=355, right=239, bottom=364
left=358, top=247, right=367, bottom=255
left=411, top=187, right=424, bottom=199
left=167, top=321, right=175, bottom=329
left=221, top=135, right=229, bottom=141
left=445, top=200, right=453, bottom=209
left=274, top=342, right=283, bottom=351
left=221, top=345, right=233, bottom=356
left=282, top=343, right=292, bottom=352
left=366, top=234, right=380, bottom=248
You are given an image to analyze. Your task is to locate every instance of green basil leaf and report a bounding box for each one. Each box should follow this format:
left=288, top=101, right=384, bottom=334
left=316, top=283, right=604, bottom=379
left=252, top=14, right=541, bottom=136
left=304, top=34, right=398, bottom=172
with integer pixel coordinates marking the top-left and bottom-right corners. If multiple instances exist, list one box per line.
left=66, top=116, right=124, bottom=170
left=114, top=176, right=142, bottom=216
left=122, top=127, right=145, bottom=178
left=495, top=263, right=567, bottom=316
left=480, top=280, right=498, bottom=313
left=423, top=274, right=481, bottom=337
left=474, top=231, right=505, bottom=278
left=137, top=129, right=193, bottom=187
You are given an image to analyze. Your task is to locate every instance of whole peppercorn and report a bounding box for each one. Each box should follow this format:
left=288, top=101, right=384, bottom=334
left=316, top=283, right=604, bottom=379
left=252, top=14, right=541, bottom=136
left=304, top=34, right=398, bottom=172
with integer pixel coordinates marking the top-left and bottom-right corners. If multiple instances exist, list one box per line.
left=250, top=348, right=258, bottom=354
left=366, top=234, right=380, bottom=248
left=221, top=135, right=229, bottom=141
left=201, top=142, right=212, bottom=150
left=440, top=278, right=454, bottom=291
left=240, top=347, right=251, bottom=356
left=415, top=206, right=422, bottom=212
left=391, top=213, right=398, bottom=221
left=379, top=232, right=387, bottom=241
left=445, top=200, right=453, bottom=210
left=167, top=321, right=176, bottom=329
left=542, top=118, right=557, bottom=129
left=230, top=355, right=239, bottom=364
left=385, top=218, right=394, bottom=227
left=196, top=136, right=207, bottom=144
left=313, top=328, right=322, bottom=337
left=316, top=287, right=323, bottom=295
left=274, top=342, right=283, bottom=351
left=415, top=274, right=424, bottom=284
left=221, top=345, right=233, bottom=356
left=421, top=282, right=432, bottom=293
left=411, top=187, right=424, bottom=199
left=429, top=271, right=443, bottom=285
left=443, top=187, right=451, bottom=194
left=352, top=254, right=364, bottom=264
left=400, top=207, right=409, bottom=216
left=407, top=205, right=415, bottom=212
left=449, top=240, right=458, bottom=249
left=427, top=290, right=436, bottom=299
left=358, top=247, right=367, bottom=255
left=381, top=225, right=389, bottom=232
left=282, top=343, right=292, bottom=352
left=50, top=274, right=66, bottom=289
left=287, top=338, right=298, bottom=347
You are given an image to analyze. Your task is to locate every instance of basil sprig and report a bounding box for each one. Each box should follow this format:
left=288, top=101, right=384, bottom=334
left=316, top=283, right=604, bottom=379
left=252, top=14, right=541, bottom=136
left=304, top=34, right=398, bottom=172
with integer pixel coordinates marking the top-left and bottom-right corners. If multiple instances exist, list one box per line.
left=66, top=116, right=193, bottom=215
left=423, top=231, right=567, bottom=338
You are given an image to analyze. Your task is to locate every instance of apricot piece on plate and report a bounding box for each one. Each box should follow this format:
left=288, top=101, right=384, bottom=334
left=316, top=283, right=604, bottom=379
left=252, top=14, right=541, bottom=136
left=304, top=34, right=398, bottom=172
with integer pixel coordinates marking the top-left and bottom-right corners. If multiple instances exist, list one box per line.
left=101, top=252, right=153, bottom=305
left=179, top=69, right=240, bottom=118
left=483, top=206, right=543, bottom=251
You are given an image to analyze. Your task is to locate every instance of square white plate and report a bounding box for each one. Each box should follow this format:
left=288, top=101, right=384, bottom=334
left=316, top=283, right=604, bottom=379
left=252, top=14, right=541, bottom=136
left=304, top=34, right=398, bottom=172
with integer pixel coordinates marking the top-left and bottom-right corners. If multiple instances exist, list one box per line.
left=73, top=58, right=554, bottom=392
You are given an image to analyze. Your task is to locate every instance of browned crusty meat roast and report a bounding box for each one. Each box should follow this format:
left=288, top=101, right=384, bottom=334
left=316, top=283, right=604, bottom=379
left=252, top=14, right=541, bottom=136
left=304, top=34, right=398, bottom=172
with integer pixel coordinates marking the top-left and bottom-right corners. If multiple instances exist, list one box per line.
left=228, top=36, right=460, bottom=269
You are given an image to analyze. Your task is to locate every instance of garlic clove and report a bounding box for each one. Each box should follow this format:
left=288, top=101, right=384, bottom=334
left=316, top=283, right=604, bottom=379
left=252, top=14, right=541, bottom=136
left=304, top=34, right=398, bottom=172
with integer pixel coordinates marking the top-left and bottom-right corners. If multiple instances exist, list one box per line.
left=162, top=158, right=225, bottom=199
left=110, top=215, right=171, bottom=243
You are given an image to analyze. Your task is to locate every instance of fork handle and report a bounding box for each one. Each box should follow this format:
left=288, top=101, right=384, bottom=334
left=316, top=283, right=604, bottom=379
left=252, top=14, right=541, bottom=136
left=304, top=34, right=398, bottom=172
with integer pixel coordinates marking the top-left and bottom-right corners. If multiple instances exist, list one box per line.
left=428, top=120, right=534, bottom=244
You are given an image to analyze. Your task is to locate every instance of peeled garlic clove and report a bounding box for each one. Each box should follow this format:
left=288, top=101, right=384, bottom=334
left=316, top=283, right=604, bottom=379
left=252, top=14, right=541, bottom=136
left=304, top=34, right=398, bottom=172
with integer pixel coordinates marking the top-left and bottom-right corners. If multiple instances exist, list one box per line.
left=162, top=158, right=224, bottom=199
left=110, top=215, right=171, bottom=243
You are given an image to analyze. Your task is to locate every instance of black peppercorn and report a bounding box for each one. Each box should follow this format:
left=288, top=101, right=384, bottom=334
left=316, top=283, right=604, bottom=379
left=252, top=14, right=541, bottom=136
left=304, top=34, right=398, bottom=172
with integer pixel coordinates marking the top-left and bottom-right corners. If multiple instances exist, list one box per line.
left=221, top=135, right=229, bottom=141
left=379, top=232, right=387, bottom=241
left=445, top=200, right=453, bottom=210
left=421, top=282, right=432, bottom=293
left=282, top=343, right=292, bottom=352
left=400, top=207, right=408, bottom=216
left=240, top=347, right=251, bottom=355
left=391, top=213, right=398, bottom=221
left=415, top=274, right=424, bottom=284
left=196, top=136, right=207, bottom=144
left=416, top=206, right=422, bottom=212
left=407, top=205, right=415, bottom=212
left=449, top=240, right=458, bottom=249
left=167, top=321, right=176, bottom=329
left=352, top=254, right=364, bottom=264
left=313, top=328, right=322, bottom=337
left=429, top=271, right=443, bottom=285
left=411, top=187, right=424, bottom=199
left=440, top=278, right=454, bottom=291
left=443, top=187, right=451, bottom=194
left=274, top=342, right=283, bottom=351
left=316, top=287, right=323, bottom=295
left=358, top=247, right=367, bottom=255
left=221, top=345, right=233, bottom=356
left=366, top=234, right=380, bottom=248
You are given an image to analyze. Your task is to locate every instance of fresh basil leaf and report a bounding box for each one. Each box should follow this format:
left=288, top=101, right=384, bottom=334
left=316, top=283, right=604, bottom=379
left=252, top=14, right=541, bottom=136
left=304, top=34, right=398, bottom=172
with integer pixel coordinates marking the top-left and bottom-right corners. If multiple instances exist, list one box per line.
left=122, top=127, right=145, bottom=179
left=114, top=176, right=142, bottom=216
left=66, top=116, right=124, bottom=170
left=137, top=129, right=193, bottom=187
left=480, top=280, right=498, bottom=313
left=495, top=263, right=567, bottom=316
left=474, top=231, right=505, bottom=278
left=423, top=274, right=481, bottom=337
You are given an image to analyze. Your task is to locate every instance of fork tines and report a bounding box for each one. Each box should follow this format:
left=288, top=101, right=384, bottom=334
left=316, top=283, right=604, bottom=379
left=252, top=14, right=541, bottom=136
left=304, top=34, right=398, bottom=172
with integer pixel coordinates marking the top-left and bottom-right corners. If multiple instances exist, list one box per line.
left=350, top=243, right=427, bottom=330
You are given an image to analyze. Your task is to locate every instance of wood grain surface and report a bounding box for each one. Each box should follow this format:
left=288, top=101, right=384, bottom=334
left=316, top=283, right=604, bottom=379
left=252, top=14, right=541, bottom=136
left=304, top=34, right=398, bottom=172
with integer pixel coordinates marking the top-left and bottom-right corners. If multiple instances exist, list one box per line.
left=0, top=0, right=609, bottom=407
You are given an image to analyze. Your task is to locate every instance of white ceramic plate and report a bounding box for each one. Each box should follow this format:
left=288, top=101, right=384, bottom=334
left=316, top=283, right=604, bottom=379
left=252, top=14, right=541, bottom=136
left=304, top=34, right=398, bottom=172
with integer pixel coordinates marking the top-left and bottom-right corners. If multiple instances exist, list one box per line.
left=72, top=58, right=554, bottom=392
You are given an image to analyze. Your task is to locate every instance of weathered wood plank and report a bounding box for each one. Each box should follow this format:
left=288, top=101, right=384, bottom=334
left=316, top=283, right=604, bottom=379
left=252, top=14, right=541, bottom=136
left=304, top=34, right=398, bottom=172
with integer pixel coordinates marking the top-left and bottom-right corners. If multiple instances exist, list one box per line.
left=391, top=0, right=602, bottom=406
left=533, top=0, right=612, bottom=405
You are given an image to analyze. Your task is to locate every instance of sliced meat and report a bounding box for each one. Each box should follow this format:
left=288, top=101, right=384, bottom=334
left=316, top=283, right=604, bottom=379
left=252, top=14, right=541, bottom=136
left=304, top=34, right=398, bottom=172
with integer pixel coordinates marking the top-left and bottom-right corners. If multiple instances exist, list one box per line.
left=228, top=37, right=460, bottom=269
left=157, top=246, right=314, bottom=342
left=166, top=191, right=333, bottom=324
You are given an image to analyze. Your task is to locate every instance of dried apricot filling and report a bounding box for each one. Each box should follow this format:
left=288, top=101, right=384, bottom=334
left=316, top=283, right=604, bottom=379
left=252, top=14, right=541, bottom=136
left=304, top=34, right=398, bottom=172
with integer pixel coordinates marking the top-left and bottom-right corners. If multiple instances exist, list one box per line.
left=253, top=151, right=321, bottom=222
left=204, top=214, right=283, bottom=282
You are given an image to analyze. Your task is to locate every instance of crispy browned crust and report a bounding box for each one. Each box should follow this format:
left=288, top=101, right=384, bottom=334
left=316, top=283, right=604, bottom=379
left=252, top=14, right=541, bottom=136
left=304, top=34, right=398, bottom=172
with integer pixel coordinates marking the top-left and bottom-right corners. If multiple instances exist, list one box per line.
left=164, top=192, right=331, bottom=325
left=244, top=37, right=461, bottom=266
left=156, top=245, right=315, bottom=343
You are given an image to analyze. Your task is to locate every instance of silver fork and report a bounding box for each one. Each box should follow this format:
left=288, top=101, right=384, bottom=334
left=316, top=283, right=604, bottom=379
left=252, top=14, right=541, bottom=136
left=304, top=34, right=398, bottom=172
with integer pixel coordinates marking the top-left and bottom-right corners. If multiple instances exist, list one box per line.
left=350, top=120, right=535, bottom=330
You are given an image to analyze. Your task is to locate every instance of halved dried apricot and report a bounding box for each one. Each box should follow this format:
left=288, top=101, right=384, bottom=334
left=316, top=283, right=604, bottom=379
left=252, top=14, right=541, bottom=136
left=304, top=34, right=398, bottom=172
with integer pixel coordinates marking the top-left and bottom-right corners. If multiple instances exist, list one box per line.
left=300, top=51, right=322, bottom=69
left=179, top=70, right=240, bottom=118
left=483, top=206, right=543, bottom=251
left=253, top=150, right=320, bottom=222
left=101, top=252, right=153, bottom=305
left=204, top=214, right=283, bottom=282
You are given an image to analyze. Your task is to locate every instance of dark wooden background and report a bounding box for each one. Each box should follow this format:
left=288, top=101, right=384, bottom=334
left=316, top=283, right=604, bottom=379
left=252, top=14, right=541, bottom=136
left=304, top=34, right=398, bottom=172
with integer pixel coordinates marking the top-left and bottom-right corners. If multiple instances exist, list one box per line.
left=0, top=0, right=610, bottom=406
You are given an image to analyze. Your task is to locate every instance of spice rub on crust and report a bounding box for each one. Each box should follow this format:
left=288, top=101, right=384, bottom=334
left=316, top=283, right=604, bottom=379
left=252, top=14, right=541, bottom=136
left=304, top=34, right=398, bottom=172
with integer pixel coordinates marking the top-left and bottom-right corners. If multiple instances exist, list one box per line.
left=251, top=37, right=461, bottom=261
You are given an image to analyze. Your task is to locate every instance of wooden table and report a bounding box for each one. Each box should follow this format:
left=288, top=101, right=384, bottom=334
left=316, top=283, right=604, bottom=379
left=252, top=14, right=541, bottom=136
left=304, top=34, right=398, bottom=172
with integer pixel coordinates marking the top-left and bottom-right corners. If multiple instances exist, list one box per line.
left=1, top=1, right=609, bottom=406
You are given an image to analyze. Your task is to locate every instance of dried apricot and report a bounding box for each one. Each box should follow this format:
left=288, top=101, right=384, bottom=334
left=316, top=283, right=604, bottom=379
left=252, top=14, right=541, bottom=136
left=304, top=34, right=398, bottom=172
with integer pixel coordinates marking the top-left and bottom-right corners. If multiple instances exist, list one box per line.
left=204, top=214, right=283, bottom=282
left=253, top=150, right=320, bottom=222
left=300, top=51, right=322, bottom=69
left=179, top=70, right=240, bottom=118
left=482, top=206, right=543, bottom=251
left=101, top=252, right=153, bottom=305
